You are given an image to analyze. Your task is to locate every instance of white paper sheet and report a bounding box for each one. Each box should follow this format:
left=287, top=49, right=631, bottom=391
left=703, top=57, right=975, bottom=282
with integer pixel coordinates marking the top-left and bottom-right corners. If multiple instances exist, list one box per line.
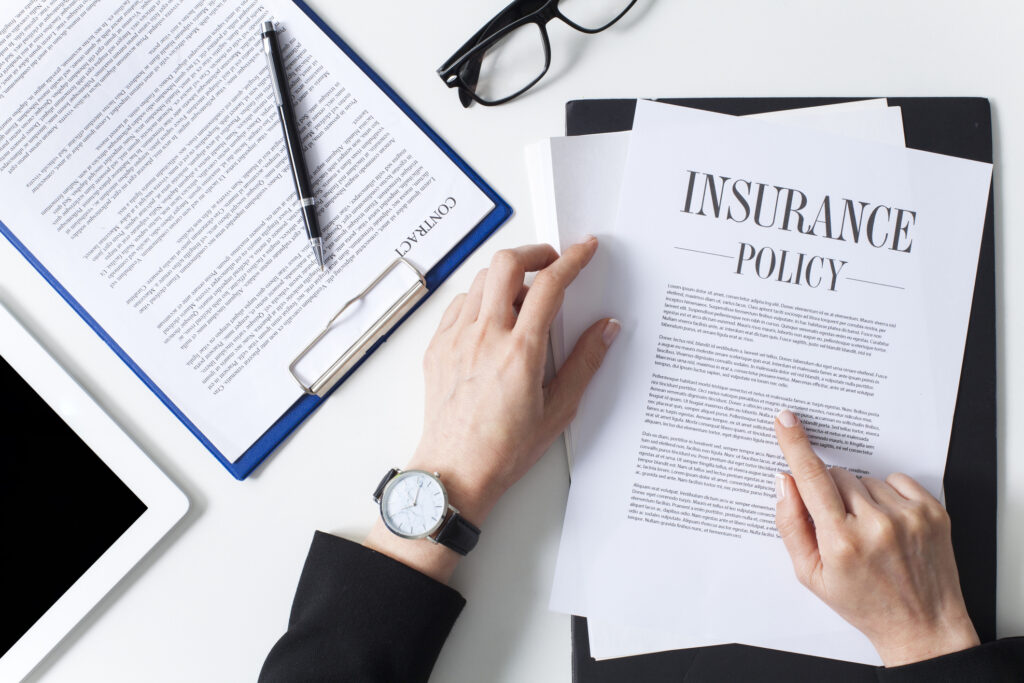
left=530, top=100, right=909, bottom=659
left=0, top=0, right=493, bottom=460
left=533, top=102, right=912, bottom=661
left=548, top=101, right=991, bottom=663
left=529, top=99, right=906, bottom=473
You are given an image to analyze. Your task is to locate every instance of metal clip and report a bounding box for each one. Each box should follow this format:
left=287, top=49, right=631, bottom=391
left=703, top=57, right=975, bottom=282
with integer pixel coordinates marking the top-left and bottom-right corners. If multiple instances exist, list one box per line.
left=289, top=258, right=427, bottom=397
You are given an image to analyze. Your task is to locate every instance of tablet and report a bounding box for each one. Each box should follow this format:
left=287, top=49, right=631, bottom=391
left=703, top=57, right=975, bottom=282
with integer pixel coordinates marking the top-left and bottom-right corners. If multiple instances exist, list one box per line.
left=0, top=302, right=189, bottom=682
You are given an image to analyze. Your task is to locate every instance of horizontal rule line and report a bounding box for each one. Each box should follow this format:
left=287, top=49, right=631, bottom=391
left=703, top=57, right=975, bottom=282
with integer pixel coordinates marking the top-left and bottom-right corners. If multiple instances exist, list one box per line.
left=674, top=246, right=732, bottom=259
left=846, top=277, right=905, bottom=290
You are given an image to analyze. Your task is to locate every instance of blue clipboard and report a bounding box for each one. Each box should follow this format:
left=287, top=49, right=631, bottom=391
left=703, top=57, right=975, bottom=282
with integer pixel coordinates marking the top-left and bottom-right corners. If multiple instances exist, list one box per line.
left=0, top=1, right=511, bottom=480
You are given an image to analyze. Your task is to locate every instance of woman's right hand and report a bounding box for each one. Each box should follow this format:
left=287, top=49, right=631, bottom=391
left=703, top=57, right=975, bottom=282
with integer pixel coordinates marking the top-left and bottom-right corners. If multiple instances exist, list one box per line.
left=365, top=239, right=617, bottom=583
left=773, top=409, right=980, bottom=667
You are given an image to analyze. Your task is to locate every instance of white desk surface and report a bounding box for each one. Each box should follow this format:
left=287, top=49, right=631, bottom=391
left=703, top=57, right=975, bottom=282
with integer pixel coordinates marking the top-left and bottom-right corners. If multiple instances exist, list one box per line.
left=6, top=1, right=1022, bottom=681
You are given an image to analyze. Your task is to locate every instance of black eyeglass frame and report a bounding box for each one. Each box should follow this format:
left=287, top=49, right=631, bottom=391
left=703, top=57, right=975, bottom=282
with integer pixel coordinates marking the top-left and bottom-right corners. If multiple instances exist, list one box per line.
left=437, top=0, right=638, bottom=107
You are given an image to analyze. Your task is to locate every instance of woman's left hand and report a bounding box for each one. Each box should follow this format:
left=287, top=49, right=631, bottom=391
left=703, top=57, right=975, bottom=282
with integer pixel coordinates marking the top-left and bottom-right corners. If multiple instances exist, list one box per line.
left=366, top=238, right=619, bottom=581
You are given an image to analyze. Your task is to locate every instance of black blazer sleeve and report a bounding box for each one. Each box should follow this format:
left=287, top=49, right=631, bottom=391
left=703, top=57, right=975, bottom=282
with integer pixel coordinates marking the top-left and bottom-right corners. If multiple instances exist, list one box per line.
left=875, top=638, right=1024, bottom=682
left=259, top=531, right=466, bottom=683
left=261, top=531, right=1024, bottom=682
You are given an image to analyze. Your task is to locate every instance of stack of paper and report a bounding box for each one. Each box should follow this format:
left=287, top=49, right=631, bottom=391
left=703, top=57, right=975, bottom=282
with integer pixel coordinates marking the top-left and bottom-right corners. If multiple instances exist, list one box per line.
left=526, top=100, right=992, bottom=664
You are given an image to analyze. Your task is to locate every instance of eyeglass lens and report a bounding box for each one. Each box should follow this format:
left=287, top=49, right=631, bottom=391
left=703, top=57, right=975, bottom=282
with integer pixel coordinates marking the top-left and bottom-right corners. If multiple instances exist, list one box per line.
left=557, top=0, right=635, bottom=31
left=473, top=23, right=548, bottom=103
left=464, top=0, right=635, bottom=104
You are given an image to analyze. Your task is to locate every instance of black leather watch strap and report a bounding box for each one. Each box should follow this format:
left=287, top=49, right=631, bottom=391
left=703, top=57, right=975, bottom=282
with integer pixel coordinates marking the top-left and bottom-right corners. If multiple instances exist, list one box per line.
left=434, top=512, right=481, bottom=556
left=373, top=468, right=399, bottom=503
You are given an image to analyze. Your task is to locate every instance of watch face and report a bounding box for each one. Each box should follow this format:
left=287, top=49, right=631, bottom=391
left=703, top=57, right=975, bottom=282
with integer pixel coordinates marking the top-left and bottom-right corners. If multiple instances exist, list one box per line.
left=380, top=471, right=448, bottom=539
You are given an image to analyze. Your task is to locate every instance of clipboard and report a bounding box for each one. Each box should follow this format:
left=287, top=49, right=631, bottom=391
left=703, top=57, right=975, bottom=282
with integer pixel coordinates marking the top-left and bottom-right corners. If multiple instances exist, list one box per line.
left=0, top=1, right=511, bottom=480
left=564, top=97, right=996, bottom=681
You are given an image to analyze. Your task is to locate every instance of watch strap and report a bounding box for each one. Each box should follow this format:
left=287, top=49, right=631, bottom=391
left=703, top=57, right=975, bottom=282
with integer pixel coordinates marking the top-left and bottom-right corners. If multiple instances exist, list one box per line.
left=373, top=468, right=400, bottom=503
left=434, top=511, right=481, bottom=556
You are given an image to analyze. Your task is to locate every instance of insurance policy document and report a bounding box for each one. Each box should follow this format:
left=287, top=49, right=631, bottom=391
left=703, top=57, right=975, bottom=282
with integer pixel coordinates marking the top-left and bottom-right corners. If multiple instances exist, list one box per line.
left=529, top=98, right=904, bottom=473
left=549, top=101, right=992, bottom=663
left=0, top=0, right=494, bottom=460
left=528, top=100, right=911, bottom=659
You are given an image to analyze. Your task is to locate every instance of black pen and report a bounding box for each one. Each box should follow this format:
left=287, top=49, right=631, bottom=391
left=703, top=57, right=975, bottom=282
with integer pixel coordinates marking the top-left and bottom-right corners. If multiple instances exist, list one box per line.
left=261, top=20, right=325, bottom=271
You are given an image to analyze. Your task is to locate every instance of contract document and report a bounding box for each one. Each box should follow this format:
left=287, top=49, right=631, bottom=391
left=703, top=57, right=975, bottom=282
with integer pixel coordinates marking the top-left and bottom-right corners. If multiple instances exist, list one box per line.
left=549, top=101, right=992, bottom=663
left=0, top=0, right=494, bottom=460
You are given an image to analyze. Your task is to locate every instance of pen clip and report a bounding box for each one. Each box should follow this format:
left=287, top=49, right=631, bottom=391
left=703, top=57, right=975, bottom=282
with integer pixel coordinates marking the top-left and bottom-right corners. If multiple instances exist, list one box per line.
left=262, top=25, right=285, bottom=107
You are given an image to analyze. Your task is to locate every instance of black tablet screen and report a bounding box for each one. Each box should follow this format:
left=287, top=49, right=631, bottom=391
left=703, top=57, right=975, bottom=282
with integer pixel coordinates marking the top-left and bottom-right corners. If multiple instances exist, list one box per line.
left=0, top=353, right=147, bottom=656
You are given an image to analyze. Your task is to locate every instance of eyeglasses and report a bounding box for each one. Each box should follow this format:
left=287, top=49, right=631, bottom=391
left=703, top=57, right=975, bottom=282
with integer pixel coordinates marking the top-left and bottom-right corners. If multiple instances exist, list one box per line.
left=437, top=0, right=638, bottom=107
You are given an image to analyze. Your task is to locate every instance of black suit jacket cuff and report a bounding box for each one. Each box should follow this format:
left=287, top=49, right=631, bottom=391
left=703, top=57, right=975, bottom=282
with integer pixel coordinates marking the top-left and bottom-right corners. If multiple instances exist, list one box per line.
left=260, top=531, right=466, bottom=683
left=876, top=637, right=1024, bottom=683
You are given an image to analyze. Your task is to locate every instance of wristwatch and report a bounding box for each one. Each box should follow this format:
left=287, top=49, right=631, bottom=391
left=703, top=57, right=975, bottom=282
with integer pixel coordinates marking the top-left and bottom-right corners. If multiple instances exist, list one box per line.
left=372, top=468, right=481, bottom=555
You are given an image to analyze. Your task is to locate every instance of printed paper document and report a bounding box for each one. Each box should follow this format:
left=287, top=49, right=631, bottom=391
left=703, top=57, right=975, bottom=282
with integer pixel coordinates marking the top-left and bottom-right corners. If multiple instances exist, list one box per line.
left=0, top=0, right=493, bottom=459
left=548, top=101, right=992, bottom=663
left=529, top=99, right=904, bottom=472
left=528, top=99, right=911, bottom=659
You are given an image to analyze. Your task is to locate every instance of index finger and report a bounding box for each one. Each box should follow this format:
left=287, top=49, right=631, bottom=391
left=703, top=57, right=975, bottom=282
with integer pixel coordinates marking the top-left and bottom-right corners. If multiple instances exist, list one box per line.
left=774, top=409, right=847, bottom=526
left=516, top=236, right=598, bottom=337
left=480, top=244, right=559, bottom=325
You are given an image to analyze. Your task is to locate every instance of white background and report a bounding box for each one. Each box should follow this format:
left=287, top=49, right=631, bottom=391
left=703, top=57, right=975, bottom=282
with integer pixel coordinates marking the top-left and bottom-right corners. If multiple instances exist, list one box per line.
left=4, top=1, right=1022, bottom=681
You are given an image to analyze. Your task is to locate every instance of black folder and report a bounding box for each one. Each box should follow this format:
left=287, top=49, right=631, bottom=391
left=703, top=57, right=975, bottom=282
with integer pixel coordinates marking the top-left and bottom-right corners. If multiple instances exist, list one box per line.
left=566, top=98, right=997, bottom=682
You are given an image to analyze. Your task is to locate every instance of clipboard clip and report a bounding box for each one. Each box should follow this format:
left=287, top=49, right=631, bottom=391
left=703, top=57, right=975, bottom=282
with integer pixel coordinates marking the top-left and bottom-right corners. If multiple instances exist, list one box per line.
left=289, top=258, right=428, bottom=397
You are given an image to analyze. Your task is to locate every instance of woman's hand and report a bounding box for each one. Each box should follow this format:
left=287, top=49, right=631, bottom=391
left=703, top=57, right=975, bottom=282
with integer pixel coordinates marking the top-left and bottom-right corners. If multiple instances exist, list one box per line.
left=773, top=409, right=980, bottom=666
left=366, top=239, right=619, bottom=581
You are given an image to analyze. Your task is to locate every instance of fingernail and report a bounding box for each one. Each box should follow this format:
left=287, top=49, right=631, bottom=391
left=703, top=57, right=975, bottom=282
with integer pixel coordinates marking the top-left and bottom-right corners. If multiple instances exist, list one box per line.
left=776, top=408, right=798, bottom=428
left=602, top=318, right=621, bottom=347
left=775, top=474, right=787, bottom=501
left=577, top=233, right=597, bottom=245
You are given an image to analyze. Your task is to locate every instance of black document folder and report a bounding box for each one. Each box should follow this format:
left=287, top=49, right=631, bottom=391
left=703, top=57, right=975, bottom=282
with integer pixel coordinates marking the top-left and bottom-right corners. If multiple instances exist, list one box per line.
left=566, top=98, right=997, bottom=682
